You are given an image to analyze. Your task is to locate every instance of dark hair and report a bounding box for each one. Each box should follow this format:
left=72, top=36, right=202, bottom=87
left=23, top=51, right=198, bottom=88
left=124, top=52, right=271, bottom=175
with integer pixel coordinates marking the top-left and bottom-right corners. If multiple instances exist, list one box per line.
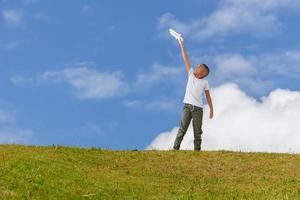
left=202, top=64, right=210, bottom=75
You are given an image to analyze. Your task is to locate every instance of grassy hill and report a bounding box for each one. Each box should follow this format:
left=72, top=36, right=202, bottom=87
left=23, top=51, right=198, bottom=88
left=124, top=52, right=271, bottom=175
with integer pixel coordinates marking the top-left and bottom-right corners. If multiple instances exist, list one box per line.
left=1, top=145, right=300, bottom=199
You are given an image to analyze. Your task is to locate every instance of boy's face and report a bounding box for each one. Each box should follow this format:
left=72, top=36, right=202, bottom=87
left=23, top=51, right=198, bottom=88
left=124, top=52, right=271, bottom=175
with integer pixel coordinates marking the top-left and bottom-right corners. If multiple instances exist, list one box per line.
left=194, top=64, right=208, bottom=79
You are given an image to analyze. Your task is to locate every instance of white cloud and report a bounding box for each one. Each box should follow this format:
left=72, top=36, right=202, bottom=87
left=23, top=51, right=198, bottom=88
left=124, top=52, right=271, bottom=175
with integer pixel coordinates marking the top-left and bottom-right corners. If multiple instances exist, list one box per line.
left=135, top=62, right=184, bottom=90
left=145, top=82, right=300, bottom=153
left=2, top=9, right=23, bottom=25
left=202, top=53, right=268, bottom=95
left=157, top=0, right=300, bottom=41
left=259, top=51, right=300, bottom=78
left=40, top=67, right=130, bottom=99
left=221, top=51, right=300, bottom=78
left=212, top=53, right=256, bottom=79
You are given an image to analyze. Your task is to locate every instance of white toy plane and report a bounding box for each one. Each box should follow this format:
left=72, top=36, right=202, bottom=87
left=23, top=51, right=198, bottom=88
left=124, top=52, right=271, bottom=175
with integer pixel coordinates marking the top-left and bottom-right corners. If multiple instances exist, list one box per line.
left=169, top=28, right=184, bottom=43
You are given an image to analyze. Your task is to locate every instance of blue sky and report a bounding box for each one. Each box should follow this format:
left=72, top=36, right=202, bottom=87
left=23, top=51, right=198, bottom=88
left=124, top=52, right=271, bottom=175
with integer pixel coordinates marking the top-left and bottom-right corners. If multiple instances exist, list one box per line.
left=1, top=0, right=300, bottom=151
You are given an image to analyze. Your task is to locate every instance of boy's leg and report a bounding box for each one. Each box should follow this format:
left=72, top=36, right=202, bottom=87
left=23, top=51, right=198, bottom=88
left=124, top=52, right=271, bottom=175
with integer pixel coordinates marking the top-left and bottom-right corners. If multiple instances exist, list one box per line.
left=173, top=104, right=192, bottom=150
left=191, top=106, right=203, bottom=151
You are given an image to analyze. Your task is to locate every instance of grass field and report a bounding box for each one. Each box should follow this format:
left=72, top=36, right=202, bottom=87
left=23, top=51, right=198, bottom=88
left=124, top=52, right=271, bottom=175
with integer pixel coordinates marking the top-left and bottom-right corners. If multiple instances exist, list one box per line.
left=1, top=144, right=300, bottom=199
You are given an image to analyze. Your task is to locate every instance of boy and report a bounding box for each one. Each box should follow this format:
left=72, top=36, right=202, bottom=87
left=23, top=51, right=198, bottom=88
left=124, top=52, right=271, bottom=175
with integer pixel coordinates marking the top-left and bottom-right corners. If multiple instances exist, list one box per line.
left=173, top=38, right=214, bottom=151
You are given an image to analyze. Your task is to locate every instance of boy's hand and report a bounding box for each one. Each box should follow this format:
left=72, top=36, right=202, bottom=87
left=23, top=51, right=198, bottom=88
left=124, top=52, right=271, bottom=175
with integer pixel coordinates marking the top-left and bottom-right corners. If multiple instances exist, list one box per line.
left=209, top=109, right=214, bottom=119
left=177, top=37, right=184, bottom=47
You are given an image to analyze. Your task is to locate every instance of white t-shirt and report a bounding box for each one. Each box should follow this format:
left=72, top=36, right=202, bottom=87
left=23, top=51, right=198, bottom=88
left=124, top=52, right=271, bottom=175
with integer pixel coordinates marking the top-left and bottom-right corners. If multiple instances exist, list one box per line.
left=183, top=67, right=210, bottom=108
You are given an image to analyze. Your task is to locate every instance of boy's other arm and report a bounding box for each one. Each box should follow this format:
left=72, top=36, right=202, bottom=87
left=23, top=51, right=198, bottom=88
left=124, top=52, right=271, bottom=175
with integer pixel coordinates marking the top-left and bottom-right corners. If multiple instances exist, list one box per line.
left=178, top=40, right=191, bottom=73
left=205, top=90, right=214, bottom=119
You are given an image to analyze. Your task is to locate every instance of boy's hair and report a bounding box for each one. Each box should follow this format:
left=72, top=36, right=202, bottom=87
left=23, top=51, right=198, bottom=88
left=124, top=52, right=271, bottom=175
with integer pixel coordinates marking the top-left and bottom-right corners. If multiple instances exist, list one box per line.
left=202, top=64, right=210, bottom=76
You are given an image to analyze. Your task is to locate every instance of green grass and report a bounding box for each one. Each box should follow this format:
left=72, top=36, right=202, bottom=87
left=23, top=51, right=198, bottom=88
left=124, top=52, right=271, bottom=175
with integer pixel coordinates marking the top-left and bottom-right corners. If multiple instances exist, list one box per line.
left=1, top=144, right=300, bottom=199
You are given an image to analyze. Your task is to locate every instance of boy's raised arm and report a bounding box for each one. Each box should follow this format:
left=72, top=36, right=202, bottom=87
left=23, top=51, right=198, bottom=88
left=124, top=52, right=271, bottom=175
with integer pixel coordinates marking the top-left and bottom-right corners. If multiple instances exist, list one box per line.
left=178, top=39, right=191, bottom=73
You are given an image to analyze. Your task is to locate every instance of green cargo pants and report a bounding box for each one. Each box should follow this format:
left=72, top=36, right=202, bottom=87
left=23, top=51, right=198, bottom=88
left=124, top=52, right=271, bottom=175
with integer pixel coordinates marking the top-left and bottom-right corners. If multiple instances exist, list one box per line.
left=173, top=103, right=203, bottom=151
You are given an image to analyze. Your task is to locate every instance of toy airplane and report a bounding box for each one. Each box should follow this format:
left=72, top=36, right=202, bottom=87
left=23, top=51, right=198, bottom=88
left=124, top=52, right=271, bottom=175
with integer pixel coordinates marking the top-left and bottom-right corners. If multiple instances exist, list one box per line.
left=169, top=28, right=184, bottom=43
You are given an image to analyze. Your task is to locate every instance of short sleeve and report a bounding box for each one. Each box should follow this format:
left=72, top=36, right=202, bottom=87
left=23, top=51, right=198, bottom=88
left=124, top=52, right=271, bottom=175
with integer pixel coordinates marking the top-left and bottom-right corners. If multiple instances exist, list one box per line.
left=204, top=80, right=210, bottom=91
left=188, top=68, right=193, bottom=76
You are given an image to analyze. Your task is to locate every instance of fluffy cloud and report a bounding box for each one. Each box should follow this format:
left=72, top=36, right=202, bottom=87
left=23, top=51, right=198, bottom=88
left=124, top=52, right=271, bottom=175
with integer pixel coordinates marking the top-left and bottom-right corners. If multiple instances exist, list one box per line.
left=40, top=67, right=130, bottom=99
left=203, top=53, right=270, bottom=96
left=145, top=82, right=300, bottom=153
left=157, top=0, right=300, bottom=41
left=258, top=51, right=300, bottom=78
